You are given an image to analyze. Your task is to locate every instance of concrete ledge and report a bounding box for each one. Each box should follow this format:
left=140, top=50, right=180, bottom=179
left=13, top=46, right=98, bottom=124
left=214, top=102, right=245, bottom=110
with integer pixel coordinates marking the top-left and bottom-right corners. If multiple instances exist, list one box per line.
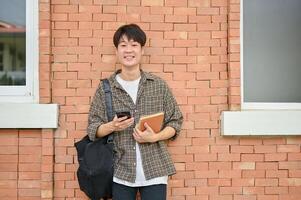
left=0, top=104, right=59, bottom=128
left=221, top=111, right=301, bottom=136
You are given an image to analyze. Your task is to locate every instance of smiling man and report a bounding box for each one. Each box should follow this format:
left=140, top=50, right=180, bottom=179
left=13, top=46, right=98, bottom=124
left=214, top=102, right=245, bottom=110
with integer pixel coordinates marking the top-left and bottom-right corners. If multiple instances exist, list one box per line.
left=87, top=24, right=183, bottom=200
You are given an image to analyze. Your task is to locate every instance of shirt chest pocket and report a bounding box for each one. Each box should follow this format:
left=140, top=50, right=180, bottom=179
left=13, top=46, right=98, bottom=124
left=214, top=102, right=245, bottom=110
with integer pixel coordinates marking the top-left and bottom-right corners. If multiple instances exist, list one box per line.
left=139, top=95, right=164, bottom=115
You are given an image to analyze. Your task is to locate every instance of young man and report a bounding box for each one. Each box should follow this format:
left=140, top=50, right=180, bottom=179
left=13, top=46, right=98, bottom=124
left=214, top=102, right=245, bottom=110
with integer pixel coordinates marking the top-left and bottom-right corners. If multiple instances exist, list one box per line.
left=87, top=24, right=183, bottom=200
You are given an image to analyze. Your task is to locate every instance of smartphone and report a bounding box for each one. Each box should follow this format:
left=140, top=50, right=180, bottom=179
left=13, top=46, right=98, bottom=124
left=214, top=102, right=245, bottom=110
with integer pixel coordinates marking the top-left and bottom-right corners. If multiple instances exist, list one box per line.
left=116, top=111, right=131, bottom=120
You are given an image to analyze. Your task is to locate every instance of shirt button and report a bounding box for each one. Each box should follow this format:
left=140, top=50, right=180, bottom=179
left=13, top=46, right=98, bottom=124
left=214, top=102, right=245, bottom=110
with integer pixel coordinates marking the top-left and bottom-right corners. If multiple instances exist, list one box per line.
left=133, top=163, right=136, bottom=166
left=133, top=146, right=136, bottom=150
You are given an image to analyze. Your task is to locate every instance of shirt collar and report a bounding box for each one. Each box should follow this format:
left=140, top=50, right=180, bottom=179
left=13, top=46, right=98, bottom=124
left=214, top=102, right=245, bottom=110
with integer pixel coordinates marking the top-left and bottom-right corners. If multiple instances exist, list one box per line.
left=108, top=69, right=155, bottom=89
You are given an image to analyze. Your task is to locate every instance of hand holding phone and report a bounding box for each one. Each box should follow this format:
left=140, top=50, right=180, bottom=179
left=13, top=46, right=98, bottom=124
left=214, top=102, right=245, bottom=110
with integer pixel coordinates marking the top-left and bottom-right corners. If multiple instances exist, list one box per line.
left=116, top=111, right=131, bottom=121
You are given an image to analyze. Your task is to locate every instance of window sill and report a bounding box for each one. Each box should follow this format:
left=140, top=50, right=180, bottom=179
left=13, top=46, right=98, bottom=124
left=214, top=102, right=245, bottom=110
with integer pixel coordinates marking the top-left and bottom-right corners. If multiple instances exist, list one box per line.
left=0, top=104, right=59, bottom=128
left=221, top=111, right=301, bottom=136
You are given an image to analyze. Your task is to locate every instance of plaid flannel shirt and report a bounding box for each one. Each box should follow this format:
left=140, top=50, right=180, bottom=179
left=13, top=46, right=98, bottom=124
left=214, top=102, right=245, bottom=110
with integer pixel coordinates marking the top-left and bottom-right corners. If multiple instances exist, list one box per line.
left=87, top=70, right=183, bottom=183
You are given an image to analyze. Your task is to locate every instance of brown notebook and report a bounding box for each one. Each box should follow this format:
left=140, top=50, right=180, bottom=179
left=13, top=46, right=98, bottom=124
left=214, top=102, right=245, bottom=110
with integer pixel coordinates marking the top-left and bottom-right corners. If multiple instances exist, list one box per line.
left=137, top=112, right=164, bottom=133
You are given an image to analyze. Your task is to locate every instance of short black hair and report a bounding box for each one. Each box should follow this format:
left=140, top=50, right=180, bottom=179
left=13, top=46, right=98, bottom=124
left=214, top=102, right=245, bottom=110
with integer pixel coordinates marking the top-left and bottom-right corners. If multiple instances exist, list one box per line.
left=113, top=24, right=146, bottom=48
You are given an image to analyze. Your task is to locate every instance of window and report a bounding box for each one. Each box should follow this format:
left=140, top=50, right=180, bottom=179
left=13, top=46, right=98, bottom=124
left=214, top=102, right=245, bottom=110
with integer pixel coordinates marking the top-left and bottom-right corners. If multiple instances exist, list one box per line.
left=0, top=0, right=58, bottom=129
left=241, top=0, right=301, bottom=110
left=221, top=0, right=301, bottom=135
left=0, top=0, right=38, bottom=103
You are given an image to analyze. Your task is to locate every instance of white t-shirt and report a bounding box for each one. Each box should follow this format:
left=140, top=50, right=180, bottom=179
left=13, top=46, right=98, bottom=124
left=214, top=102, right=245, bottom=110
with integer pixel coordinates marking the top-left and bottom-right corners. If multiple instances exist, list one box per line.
left=113, top=74, right=168, bottom=187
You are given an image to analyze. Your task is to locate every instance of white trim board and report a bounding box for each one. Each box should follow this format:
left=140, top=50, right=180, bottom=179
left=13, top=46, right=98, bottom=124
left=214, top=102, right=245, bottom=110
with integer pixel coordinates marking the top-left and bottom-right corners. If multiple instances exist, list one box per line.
left=221, top=111, right=301, bottom=136
left=0, top=104, right=59, bottom=128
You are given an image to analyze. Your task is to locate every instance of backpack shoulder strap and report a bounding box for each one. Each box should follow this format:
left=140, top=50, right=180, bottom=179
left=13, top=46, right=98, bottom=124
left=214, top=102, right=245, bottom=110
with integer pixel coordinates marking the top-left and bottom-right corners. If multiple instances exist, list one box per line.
left=102, top=79, right=114, bottom=143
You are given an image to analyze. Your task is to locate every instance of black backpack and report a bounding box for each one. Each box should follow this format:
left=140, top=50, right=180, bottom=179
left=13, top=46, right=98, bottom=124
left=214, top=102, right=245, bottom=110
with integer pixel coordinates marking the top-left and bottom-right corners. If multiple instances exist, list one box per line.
left=75, top=79, right=114, bottom=200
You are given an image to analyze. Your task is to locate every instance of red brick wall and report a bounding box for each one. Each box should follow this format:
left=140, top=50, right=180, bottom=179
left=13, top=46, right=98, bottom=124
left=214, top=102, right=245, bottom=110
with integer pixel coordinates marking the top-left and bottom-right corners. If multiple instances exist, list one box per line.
left=0, top=130, right=42, bottom=200
left=0, top=0, right=301, bottom=199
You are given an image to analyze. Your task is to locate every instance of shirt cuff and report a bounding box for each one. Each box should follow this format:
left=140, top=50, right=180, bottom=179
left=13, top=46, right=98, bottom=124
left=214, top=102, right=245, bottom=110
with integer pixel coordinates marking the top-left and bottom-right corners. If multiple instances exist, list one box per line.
left=87, top=122, right=102, bottom=141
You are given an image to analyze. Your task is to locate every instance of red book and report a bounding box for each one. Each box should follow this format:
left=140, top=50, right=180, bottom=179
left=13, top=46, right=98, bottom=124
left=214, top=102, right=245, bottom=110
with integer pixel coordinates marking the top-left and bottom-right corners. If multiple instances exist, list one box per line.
left=137, top=112, right=164, bottom=133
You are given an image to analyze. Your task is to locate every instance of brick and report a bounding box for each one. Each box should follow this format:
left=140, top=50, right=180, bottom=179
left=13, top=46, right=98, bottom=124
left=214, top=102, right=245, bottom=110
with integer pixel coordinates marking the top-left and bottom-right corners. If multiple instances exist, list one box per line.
left=288, top=153, right=301, bottom=161
left=186, top=162, right=208, bottom=171
left=171, top=154, right=194, bottom=163
left=151, top=23, right=173, bottom=31
left=279, top=162, right=301, bottom=170
left=0, top=146, right=18, bottom=154
left=279, top=178, right=301, bottom=186
left=197, top=8, right=219, bottom=15
left=19, top=172, right=41, bottom=180
left=256, top=162, right=279, bottom=171
left=53, top=5, right=78, bottom=13
left=266, top=170, right=288, bottom=178
left=52, top=13, right=68, bottom=21
left=208, top=178, right=231, bottom=186
left=55, top=22, right=78, bottom=30
left=150, top=39, right=173, bottom=47
left=196, top=186, right=218, bottom=195
left=254, top=145, right=276, bottom=153
left=255, top=179, right=278, bottom=187
left=174, top=56, right=197, bottom=64
left=277, top=145, right=300, bottom=153
left=172, top=171, right=195, bottom=180
left=174, top=24, right=197, bottom=31
left=175, top=40, right=197, bottom=47
left=188, top=0, right=210, bottom=7
left=185, top=179, right=207, bottom=188
left=186, top=145, right=209, bottom=154
left=0, top=172, right=17, bottom=179
left=165, top=31, right=188, bottom=40
left=233, top=162, right=255, bottom=170
left=19, top=155, right=41, bottom=163
left=265, top=186, right=288, bottom=194
left=18, top=181, right=40, bottom=189
left=212, top=0, right=227, bottom=6
left=142, top=0, right=163, bottom=6
left=241, top=154, right=264, bottom=162
left=210, top=162, right=232, bottom=170
left=150, top=7, right=173, bottom=15
left=218, top=153, right=240, bottom=161
left=232, top=178, right=255, bottom=187
left=265, top=153, right=287, bottom=161
left=0, top=189, right=17, bottom=197
left=174, top=8, right=197, bottom=16
left=289, top=170, right=301, bottom=178
left=172, top=187, right=195, bottom=196
left=0, top=163, right=18, bottom=172
left=219, top=170, right=242, bottom=178
left=243, top=187, right=264, bottom=195
left=220, top=186, right=242, bottom=194
left=231, top=146, right=254, bottom=153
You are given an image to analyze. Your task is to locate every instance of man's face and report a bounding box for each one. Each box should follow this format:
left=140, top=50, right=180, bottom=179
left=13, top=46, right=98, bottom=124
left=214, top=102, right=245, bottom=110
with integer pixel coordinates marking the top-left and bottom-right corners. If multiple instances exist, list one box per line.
left=116, top=35, right=144, bottom=69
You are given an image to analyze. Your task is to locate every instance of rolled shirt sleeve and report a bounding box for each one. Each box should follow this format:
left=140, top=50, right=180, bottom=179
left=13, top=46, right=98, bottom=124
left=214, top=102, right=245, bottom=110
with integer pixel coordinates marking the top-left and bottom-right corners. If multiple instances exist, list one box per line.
left=87, top=82, right=107, bottom=141
left=162, top=82, right=183, bottom=140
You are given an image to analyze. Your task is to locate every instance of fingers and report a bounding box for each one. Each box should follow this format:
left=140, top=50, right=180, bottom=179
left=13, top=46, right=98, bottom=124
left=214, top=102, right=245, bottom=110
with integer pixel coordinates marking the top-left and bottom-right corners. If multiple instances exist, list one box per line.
left=133, top=128, right=144, bottom=143
left=112, top=117, right=134, bottom=131
left=143, top=122, right=154, bottom=133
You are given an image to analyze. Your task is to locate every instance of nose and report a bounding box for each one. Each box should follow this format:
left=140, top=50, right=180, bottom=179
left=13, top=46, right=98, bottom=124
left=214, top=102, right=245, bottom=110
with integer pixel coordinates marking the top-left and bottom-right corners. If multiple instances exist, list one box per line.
left=125, top=45, right=133, bottom=52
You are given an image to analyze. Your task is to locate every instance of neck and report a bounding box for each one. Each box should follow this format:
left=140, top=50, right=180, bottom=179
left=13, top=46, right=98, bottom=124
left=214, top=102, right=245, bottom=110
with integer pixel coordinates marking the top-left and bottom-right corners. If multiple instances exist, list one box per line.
left=119, top=66, right=141, bottom=81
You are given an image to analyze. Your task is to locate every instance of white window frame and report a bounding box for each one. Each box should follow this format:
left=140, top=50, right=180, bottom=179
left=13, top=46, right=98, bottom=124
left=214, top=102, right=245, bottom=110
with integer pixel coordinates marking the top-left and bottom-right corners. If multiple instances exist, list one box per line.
left=221, top=0, right=301, bottom=136
left=0, top=0, right=39, bottom=103
left=240, top=0, right=301, bottom=110
left=0, top=0, right=58, bottom=129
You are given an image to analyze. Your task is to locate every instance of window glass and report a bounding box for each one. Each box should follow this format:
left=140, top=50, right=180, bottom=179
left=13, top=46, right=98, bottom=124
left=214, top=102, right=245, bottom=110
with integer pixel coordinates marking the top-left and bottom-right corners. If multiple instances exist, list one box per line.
left=243, top=0, right=301, bottom=103
left=0, top=0, right=26, bottom=86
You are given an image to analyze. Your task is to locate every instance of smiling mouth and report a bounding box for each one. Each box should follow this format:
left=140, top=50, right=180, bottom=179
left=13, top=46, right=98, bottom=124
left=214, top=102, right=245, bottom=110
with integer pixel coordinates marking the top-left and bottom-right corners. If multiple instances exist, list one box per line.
left=124, top=56, right=135, bottom=59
